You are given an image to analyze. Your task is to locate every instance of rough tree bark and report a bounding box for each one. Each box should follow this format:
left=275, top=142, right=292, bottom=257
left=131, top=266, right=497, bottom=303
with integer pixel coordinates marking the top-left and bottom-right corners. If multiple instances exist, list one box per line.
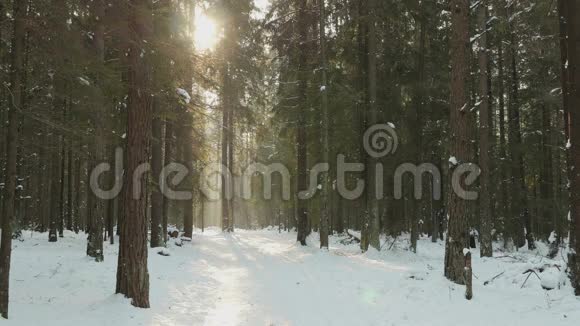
left=444, top=0, right=471, bottom=285
left=0, top=0, right=26, bottom=318
left=115, top=0, right=152, bottom=308
left=0, top=0, right=4, bottom=227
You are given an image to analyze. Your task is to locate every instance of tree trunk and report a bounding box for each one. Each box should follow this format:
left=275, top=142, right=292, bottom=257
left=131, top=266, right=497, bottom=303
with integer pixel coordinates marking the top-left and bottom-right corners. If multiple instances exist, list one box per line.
left=409, top=6, right=427, bottom=253
left=319, top=0, right=330, bottom=249
left=497, top=38, right=509, bottom=246
left=564, top=0, right=580, bottom=296
left=478, top=0, right=493, bottom=258
left=506, top=3, right=534, bottom=250
left=444, top=0, right=471, bottom=285
left=87, top=0, right=107, bottom=262
left=58, top=137, right=66, bottom=237
left=220, top=86, right=234, bottom=233
left=150, top=110, right=164, bottom=248
left=540, top=103, right=555, bottom=244
left=66, top=145, right=74, bottom=231
left=227, top=101, right=234, bottom=232
left=220, top=82, right=230, bottom=232
left=356, top=0, right=368, bottom=249
left=49, top=140, right=61, bottom=243
left=181, top=116, right=194, bottom=239
left=115, top=0, right=152, bottom=308
left=162, top=121, right=173, bottom=243
left=296, top=0, right=309, bottom=246
left=220, top=9, right=235, bottom=233
left=108, top=185, right=116, bottom=245
left=86, top=149, right=104, bottom=262
left=0, top=0, right=26, bottom=318
left=74, top=147, right=82, bottom=233
left=0, top=0, right=5, bottom=227
left=366, top=0, right=380, bottom=252
left=559, top=0, right=575, bottom=249
left=359, top=0, right=380, bottom=252
left=465, top=252, right=473, bottom=299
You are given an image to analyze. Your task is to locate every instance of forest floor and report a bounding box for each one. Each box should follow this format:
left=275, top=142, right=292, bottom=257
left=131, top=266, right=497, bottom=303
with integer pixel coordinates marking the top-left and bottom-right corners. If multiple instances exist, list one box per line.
left=4, top=228, right=580, bottom=326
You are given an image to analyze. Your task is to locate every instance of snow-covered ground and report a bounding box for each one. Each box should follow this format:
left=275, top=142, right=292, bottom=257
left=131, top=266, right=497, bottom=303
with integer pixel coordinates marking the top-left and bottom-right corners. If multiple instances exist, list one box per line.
left=4, top=228, right=580, bottom=325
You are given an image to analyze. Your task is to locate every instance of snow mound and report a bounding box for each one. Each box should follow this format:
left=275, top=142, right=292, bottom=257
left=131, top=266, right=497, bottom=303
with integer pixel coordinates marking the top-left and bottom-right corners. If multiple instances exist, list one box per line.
left=156, top=247, right=171, bottom=257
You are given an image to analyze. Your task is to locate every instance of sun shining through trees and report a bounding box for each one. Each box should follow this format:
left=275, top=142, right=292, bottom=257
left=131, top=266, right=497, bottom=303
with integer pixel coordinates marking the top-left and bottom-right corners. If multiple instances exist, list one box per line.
left=194, top=8, right=219, bottom=52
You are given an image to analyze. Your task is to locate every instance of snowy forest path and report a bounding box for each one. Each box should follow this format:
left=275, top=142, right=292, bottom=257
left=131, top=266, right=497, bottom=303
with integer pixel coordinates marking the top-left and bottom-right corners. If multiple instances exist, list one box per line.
left=184, top=230, right=580, bottom=326
left=188, top=230, right=417, bottom=325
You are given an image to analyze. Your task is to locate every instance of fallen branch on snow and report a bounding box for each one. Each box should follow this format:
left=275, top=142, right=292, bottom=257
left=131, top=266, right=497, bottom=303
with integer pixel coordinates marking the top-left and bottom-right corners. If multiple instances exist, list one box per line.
left=483, top=271, right=505, bottom=286
left=521, top=269, right=542, bottom=289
